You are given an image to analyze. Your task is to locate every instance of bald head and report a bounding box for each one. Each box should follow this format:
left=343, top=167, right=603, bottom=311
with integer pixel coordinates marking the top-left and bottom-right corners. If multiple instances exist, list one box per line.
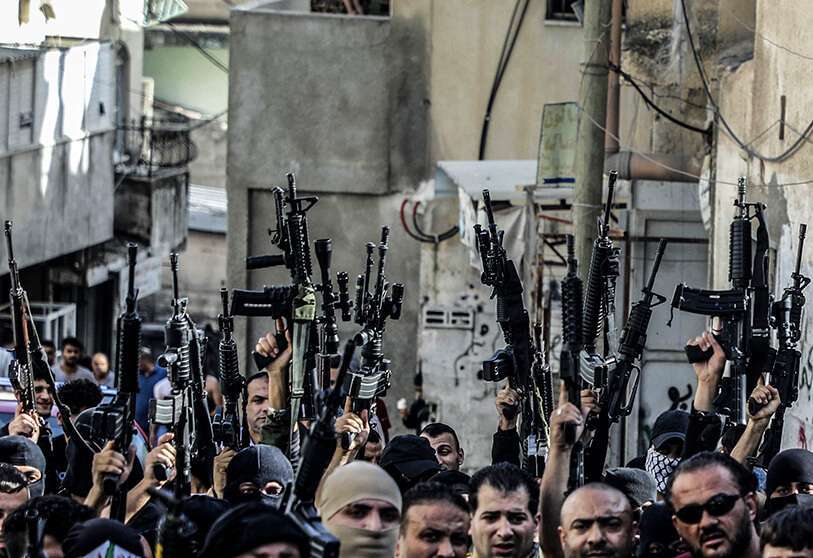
left=559, top=483, right=636, bottom=558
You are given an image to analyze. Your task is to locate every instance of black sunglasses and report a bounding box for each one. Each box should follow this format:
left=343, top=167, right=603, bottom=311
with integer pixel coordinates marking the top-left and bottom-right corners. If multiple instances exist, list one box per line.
left=674, top=493, right=741, bottom=524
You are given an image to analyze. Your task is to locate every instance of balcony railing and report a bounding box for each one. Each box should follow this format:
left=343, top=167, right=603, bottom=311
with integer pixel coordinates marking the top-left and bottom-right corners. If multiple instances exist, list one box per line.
left=116, top=116, right=197, bottom=177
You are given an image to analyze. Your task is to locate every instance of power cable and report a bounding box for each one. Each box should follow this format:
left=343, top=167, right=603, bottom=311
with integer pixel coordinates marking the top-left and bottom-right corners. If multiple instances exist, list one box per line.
left=165, top=21, right=230, bottom=74
left=679, top=0, right=813, bottom=163
left=478, top=0, right=530, bottom=160
left=575, top=102, right=813, bottom=187
left=400, top=199, right=458, bottom=244
left=608, top=62, right=710, bottom=137
left=724, top=6, right=813, bottom=62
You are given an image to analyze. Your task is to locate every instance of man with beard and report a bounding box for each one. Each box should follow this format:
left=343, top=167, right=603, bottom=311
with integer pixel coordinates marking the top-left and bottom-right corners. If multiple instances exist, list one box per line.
left=396, top=481, right=470, bottom=558
left=470, top=462, right=539, bottom=558
left=420, top=423, right=465, bottom=472
left=52, top=337, right=94, bottom=383
left=318, top=461, right=402, bottom=558
left=558, top=483, right=637, bottom=558
left=665, top=452, right=759, bottom=558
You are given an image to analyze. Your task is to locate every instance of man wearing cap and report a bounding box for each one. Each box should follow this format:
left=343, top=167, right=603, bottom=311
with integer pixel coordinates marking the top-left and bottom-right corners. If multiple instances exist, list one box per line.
left=603, top=467, right=657, bottom=516
left=645, top=410, right=688, bottom=496
left=318, top=461, right=402, bottom=558
left=380, top=435, right=442, bottom=494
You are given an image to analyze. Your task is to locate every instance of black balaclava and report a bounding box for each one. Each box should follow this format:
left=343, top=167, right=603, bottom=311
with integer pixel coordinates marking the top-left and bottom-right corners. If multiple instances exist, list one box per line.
left=199, top=502, right=308, bottom=558
left=0, top=435, right=47, bottom=497
left=766, top=448, right=813, bottom=497
left=179, top=495, right=230, bottom=551
left=223, top=445, right=293, bottom=506
left=62, top=518, right=145, bottom=558
left=638, top=502, right=685, bottom=558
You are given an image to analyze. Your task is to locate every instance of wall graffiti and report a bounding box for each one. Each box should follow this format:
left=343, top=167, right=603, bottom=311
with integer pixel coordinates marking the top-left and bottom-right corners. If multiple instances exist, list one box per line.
left=667, top=384, right=693, bottom=411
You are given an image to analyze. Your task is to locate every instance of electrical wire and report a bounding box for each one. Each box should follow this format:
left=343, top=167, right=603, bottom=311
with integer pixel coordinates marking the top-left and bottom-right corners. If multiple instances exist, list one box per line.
left=723, top=6, right=813, bottom=62
left=399, top=199, right=458, bottom=244
left=608, top=62, right=710, bottom=137
left=575, top=102, right=813, bottom=187
left=679, top=0, right=813, bottom=163
left=478, top=0, right=530, bottom=160
left=165, top=22, right=230, bottom=74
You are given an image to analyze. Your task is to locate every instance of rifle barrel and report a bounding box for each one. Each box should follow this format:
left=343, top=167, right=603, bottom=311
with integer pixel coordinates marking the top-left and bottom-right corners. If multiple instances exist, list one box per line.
left=482, top=189, right=495, bottom=226
left=4, top=221, right=15, bottom=266
left=602, top=171, right=618, bottom=234
left=645, top=239, right=668, bottom=292
left=795, top=224, right=807, bottom=278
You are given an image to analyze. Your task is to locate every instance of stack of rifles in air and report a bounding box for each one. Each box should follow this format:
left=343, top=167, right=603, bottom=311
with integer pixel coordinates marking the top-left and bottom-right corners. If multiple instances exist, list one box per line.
left=4, top=173, right=404, bottom=558
left=474, top=170, right=808, bottom=491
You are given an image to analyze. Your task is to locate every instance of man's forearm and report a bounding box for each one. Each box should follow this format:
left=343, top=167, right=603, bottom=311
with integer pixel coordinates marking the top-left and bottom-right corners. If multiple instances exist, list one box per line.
left=693, top=379, right=718, bottom=412
left=539, top=447, right=571, bottom=558
left=730, top=419, right=769, bottom=464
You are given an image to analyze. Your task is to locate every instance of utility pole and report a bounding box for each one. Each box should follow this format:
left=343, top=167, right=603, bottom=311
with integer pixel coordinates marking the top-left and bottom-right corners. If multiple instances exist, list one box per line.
left=573, top=0, right=612, bottom=280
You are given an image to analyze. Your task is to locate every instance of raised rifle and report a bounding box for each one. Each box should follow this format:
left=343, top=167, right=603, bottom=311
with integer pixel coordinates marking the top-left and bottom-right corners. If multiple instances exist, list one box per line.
left=5, top=221, right=39, bottom=422
left=526, top=322, right=552, bottom=477
left=4, top=222, right=92, bottom=454
left=559, top=235, right=584, bottom=490
left=585, top=239, right=668, bottom=480
left=282, top=341, right=356, bottom=558
left=90, top=243, right=141, bottom=521
left=341, top=227, right=404, bottom=449
left=151, top=253, right=215, bottom=497
left=213, top=288, right=246, bottom=450
left=473, top=190, right=546, bottom=474
left=314, top=239, right=352, bottom=390
left=233, top=173, right=320, bottom=451
left=671, top=177, right=769, bottom=425
left=751, top=224, right=809, bottom=464
left=579, top=171, right=620, bottom=394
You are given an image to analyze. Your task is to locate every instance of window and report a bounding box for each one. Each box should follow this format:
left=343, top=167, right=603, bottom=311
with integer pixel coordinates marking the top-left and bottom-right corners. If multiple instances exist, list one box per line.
left=546, top=0, right=579, bottom=22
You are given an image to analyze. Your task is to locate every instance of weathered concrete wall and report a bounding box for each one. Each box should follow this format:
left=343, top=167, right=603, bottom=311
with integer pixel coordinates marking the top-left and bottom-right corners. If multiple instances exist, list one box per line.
left=227, top=1, right=426, bottom=410
left=713, top=0, right=813, bottom=450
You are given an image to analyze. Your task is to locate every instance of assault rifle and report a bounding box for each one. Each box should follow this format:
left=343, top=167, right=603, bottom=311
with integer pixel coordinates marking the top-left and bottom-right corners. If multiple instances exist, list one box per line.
left=90, top=243, right=141, bottom=521
left=585, top=239, right=668, bottom=481
left=671, top=177, right=769, bottom=425
left=559, top=235, right=584, bottom=490
left=526, top=322, right=552, bottom=477
left=342, top=227, right=404, bottom=449
left=232, top=173, right=320, bottom=451
left=751, top=224, right=809, bottom=464
left=282, top=341, right=356, bottom=558
left=151, top=254, right=215, bottom=497
left=5, top=222, right=39, bottom=423
left=473, top=190, right=548, bottom=474
left=314, top=239, right=352, bottom=389
left=212, top=288, right=247, bottom=450
left=4, top=221, right=91, bottom=454
left=579, top=171, right=620, bottom=392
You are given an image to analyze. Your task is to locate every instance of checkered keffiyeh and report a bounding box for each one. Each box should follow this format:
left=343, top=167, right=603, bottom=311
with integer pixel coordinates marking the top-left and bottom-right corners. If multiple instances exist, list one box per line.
left=645, top=446, right=680, bottom=494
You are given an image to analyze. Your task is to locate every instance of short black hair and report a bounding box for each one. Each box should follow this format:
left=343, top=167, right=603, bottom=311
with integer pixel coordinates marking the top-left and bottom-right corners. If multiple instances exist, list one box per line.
left=420, top=423, right=461, bottom=451
left=40, top=340, right=55, bottom=350
left=664, top=451, right=756, bottom=508
left=246, top=371, right=267, bottom=386
left=367, top=429, right=381, bottom=444
left=760, top=506, right=813, bottom=551
left=32, top=362, right=52, bottom=383
left=61, top=337, right=83, bottom=352
left=4, top=495, right=95, bottom=555
left=470, top=462, right=539, bottom=516
left=57, top=380, right=103, bottom=415
left=0, top=462, right=28, bottom=495
left=401, top=481, right=469, bottom=534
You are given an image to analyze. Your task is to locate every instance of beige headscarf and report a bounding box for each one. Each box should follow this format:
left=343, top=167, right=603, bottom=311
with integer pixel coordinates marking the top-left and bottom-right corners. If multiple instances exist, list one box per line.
left=318, top=461, right=402, bottom=558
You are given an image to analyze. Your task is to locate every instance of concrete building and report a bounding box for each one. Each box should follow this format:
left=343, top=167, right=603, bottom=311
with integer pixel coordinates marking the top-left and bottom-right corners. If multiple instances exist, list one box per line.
left=0, top=0, right=192, bottom=358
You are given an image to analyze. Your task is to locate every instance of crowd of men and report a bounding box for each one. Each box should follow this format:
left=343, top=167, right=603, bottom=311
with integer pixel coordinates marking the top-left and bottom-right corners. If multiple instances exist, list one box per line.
left=0, top=324, right=811, bottom=558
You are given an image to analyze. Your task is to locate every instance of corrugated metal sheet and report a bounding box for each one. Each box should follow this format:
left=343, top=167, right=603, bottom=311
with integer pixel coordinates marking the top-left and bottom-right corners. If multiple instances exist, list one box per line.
left=188, top=184, right=227, bottom=233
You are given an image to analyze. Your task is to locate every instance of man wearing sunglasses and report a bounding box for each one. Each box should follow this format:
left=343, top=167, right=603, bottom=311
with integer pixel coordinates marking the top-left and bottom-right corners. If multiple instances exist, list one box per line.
left=666, top=452, right=759, bottom=558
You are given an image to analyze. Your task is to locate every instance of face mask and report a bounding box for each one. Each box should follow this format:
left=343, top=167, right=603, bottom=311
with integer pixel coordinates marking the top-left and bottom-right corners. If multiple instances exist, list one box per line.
left=765, top=493, right=813, bottom=517
left=327, top=523, right=398, bottom=558
left=646, top=446, right=680, bottom=494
